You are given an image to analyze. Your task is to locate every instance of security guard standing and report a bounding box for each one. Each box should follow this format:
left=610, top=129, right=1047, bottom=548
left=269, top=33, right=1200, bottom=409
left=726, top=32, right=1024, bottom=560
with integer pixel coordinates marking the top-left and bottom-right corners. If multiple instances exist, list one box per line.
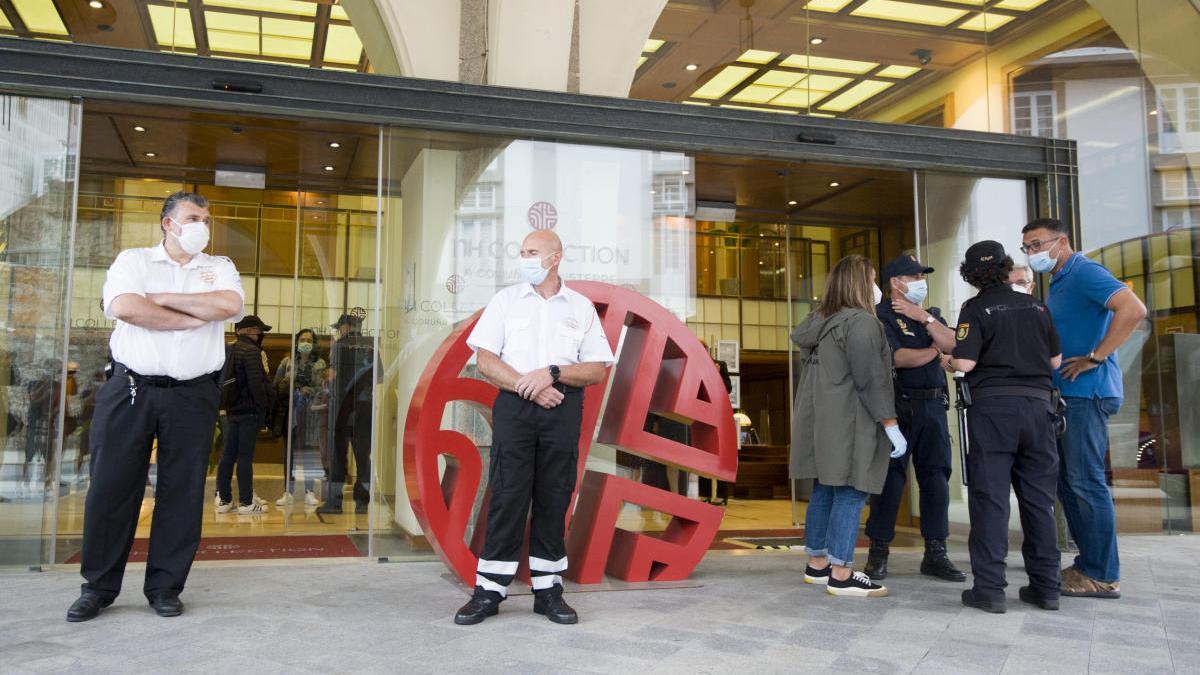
left=318, top=311, right=376, bottom=515
left=454, top=228, right=613, bottom=626
left=949, top=241, right=1063, bottom=614
left=68, top=191, right=244, bottom=622
left=863, top=255, right=965, bottom=583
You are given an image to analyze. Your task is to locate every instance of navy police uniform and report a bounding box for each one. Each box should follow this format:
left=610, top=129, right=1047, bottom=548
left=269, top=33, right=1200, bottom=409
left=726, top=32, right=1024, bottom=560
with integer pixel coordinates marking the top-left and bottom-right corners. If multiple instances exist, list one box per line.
left=953, top=240, right=1062, bottom=611
left=865, top=301, right=953, bottom=545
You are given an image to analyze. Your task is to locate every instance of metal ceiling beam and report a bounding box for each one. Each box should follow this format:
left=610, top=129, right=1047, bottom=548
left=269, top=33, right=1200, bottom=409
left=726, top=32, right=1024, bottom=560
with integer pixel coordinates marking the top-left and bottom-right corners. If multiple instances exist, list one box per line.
left=0, top=37, right=1073, bottom=177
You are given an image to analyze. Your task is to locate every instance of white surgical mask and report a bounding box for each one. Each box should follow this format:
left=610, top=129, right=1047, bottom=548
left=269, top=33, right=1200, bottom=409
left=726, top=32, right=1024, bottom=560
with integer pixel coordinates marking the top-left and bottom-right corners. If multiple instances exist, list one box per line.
left=872, top=285, right=883, bottom=306
left=297, top=342, right=313, bottom=355
left=902, top=279, right=928, bottom=305
left=169, top=218, right=209, bottom=255
left=519, top=256, right=549, bottom=285
left=1012, top=283, right=1032, bottom=295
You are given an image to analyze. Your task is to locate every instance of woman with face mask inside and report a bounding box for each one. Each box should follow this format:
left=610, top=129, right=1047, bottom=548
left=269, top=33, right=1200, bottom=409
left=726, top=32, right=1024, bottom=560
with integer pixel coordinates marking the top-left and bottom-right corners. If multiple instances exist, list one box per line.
left=790, top=254, right=905, bottom=598
left=272, top=328, right=326, bottom=507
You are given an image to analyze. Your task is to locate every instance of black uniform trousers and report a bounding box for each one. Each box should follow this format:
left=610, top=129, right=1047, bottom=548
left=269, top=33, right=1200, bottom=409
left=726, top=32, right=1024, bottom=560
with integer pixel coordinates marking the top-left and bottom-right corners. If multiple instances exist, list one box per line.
left=331, top=402, right=372, bottom=506
left=965, top=396, right=1061, bottom=603
left=476, top=388, right=582, bottom=598
left=80, top=367, right=219, bottom=602
left=865, top=394, right=952, bottom=543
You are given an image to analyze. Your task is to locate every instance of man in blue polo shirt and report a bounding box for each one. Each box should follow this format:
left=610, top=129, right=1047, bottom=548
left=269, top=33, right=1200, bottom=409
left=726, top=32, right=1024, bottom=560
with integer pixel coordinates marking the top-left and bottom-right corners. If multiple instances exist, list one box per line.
left=1021, top=218, right=1146, bottom=599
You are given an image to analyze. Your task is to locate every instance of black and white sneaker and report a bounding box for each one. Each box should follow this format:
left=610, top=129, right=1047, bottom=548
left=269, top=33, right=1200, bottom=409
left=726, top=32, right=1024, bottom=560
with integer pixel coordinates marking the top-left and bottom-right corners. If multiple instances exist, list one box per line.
left=804, top=564, right=831, bottom=585
left=827, top=570, right=889, bottom=597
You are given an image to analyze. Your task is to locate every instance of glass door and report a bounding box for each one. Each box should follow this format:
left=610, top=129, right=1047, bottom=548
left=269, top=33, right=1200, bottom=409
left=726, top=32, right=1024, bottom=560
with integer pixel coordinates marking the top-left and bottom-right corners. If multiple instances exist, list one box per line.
left=0, top=94, right=82, bottom=568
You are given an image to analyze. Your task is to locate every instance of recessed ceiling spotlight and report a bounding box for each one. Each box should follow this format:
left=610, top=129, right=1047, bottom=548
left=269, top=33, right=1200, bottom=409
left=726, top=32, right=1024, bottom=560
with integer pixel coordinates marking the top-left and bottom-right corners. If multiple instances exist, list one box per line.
left=685, top=63, right=699, bottom=71
left=316, top=200, right=325, bottom=205
left=681, top=170, right=690, bottom=175
left=133, top=125, right=146, bottom=132
left=144, top=152, right=157, bottom=158
left=829, top=181, right=840, bottom=187
left=1149, top=109, right=1158, bottom=116
left=650, top=190, right=657, bottom=195
left=329, top=141, right=341, bottom=148
left=323, top=165, right=334, bottom=171
left=88, top=0, right=103, bottom=8
left=788, top=200, right=798, bottom=206
left=809, top=37, right=825, bottom=46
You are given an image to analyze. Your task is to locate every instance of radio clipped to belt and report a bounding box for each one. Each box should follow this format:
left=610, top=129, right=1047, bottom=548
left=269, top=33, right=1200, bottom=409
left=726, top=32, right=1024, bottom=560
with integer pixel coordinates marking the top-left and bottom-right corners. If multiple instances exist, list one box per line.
left=1051, top=388, right=1067, bottom=439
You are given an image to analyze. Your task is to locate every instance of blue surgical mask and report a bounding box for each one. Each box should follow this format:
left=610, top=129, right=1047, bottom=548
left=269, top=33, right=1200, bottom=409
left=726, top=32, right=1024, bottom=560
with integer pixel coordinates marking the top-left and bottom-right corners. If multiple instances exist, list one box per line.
left=519, top=256, right=549, bottom=285
left=903, top=279, right=928, bottom=305
left=1028, top=249, right=1057, bottom=274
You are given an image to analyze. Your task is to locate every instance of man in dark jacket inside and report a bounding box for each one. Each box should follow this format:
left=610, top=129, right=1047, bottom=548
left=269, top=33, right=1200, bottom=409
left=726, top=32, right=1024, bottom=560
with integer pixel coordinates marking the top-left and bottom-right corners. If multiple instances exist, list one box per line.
left=215, top=315, right=274, bottom=515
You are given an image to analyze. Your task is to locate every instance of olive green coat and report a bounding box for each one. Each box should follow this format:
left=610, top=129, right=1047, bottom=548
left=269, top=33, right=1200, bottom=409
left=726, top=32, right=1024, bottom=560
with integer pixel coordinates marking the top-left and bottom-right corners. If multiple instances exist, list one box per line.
left=789, top=308, right=896, bottom=494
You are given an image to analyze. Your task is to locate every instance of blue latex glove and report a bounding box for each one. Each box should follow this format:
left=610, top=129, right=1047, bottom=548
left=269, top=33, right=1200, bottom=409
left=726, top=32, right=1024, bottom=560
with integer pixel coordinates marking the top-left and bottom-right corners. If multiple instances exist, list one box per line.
left=885, top=424, right=908, bottom=459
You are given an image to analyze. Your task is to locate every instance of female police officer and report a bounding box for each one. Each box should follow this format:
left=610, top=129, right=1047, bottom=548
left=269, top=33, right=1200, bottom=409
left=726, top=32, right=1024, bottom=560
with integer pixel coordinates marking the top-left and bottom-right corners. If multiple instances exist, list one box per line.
left=948, top=241, right=1063, bottom=614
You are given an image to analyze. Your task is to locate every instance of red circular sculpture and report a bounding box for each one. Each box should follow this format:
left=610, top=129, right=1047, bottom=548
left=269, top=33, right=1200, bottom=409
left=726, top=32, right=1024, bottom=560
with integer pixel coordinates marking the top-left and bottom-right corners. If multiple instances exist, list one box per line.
left=403, top=281, right=738, bottom=585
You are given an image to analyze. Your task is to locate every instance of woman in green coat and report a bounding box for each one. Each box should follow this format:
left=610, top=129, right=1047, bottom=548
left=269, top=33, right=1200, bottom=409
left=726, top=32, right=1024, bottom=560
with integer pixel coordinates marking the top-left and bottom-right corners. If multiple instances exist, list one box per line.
left=791, top=254, right=907, bottom=597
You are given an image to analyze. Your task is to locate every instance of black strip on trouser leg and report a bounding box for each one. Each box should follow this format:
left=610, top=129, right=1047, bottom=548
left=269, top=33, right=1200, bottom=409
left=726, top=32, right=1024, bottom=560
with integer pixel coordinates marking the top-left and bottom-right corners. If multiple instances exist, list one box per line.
left=477, top=391, right=582, bottom=596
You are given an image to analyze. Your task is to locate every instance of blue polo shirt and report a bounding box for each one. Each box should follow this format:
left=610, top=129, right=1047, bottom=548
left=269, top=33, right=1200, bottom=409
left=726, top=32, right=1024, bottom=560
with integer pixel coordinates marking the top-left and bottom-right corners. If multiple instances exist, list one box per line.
left=1046, top=252, right=1127, bottom=401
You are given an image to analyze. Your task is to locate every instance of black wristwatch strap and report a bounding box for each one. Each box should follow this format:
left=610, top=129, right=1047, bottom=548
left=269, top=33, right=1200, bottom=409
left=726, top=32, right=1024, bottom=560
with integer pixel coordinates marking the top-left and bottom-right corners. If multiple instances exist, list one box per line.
left=1087, top=352, right=1104, bottom=365
left=549, top=365, right=561, bottom=383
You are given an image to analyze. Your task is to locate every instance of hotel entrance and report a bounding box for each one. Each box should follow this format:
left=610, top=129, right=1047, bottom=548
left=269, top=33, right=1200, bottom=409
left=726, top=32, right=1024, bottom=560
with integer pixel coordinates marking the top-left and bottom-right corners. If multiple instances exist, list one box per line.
left=0, top=38, right=1071, bottom=569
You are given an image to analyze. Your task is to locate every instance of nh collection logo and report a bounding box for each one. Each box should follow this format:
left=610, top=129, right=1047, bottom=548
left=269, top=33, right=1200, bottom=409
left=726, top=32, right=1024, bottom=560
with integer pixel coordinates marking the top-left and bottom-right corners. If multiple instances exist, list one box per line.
left=403, top=282, right=737, bottom=587
left=445, top=274, right=465, bottom=294
left=526, top=201, right=558, bottom=230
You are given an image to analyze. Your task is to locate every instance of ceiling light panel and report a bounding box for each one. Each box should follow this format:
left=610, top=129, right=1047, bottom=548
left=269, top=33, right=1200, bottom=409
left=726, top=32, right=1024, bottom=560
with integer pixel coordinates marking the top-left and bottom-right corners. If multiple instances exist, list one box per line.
left=995, top=0, right=1050, bottom=9
left=737, top=49, right=780, bottom=64
left=803, top=0, right=853, bottom=11
left=203, top=0, right=317, bottom=16
left=877, top=65, right=921, bottom=78
left=0, top=11, right=12, bottom=29
left=771, top=88, right=827, bottom=108
left=637, top=56, right=648, bottom=68
left=958, top=13, right=1015, bottom=31
left=754, top=70, right=806, bottom=87
left=11, top=0, right=69, bottom=35
left=731, top=85, right=785, bottom=104
left=261, top=18, right=312, bottom=59
left=779, top=54, right=878, bottom=74
left=330, top=4, right=349, bottom=20
left=644, top=38, right=665, bottom=53
left=691, top=65, right=757, bottom=99
left=324, top=24, right=363, bottom=65
left=850, top=0, right=968, bottom=27
left=819, top=79, right=894, bottom=111
left=147, top=5, right=197, bottom=48
left=206, top=11, right=262, bottom=54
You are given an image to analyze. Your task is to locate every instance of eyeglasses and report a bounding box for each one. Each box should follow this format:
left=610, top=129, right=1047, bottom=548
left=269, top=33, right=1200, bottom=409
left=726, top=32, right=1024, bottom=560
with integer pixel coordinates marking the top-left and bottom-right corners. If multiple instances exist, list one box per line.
left=1019, top=236, right=1062, bottom=255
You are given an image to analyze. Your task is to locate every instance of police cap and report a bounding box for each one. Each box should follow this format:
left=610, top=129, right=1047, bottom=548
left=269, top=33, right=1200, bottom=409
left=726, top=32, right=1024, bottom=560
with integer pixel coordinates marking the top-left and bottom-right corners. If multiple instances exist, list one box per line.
left=962, top=240, right=1008, bottom=274
left=881, top=254, right=934, bottom=288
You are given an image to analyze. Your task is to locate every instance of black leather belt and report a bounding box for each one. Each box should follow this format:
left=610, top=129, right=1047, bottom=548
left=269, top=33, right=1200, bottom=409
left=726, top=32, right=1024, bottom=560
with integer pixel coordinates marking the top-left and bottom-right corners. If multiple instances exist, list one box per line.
left=972, top=386, right=1052, bottom=402
left=897, top=387, right=946, bottom=400
left=552, top=382, right=582, bottom=394
left=114, top=363, right=216, bottom=388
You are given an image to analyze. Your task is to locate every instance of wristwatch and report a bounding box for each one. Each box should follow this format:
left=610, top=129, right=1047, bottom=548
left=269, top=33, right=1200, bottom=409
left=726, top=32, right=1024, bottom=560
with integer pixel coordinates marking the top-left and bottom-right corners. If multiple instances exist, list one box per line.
left=1087, top=351, right=1104, bottom=365
left=549, top=364, right=561, bottom=383
left=923, top=315, right=936, bottom=325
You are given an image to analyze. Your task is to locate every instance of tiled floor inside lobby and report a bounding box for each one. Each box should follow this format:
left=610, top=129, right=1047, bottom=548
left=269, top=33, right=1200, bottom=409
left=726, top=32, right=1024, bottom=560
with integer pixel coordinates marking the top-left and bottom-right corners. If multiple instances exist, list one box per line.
left=2, top=535, right=1197, bottom=673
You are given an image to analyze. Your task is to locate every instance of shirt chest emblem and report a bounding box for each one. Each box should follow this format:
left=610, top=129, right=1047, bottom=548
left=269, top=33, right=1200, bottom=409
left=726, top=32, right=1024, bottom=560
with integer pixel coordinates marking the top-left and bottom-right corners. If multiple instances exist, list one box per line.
left=896, top=318, right=916, bottom=337
left=562, top=316, right=579, bottom=331
left=196, top=266, right=216, bottom=284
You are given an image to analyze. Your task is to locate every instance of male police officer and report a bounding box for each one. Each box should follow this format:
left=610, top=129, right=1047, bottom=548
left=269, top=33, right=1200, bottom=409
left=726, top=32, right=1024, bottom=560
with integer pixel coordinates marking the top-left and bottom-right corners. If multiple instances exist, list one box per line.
left=864, top=255, right=965, bottom=583
left=950, top=241, right=1062, bottom=614
left=454, top=228, right=613, bottom=626
left=318, top=312, right=376, bottom=515
left=68, top=191, right=244, bottom=622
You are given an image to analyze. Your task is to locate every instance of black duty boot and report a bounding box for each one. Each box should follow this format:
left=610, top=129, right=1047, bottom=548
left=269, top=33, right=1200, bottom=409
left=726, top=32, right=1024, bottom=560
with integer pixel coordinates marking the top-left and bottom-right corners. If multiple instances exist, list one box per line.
left=921, top=539, right=967, bottom=582
left=533, top=585, right=578, bottom=625
left=454, top=589, right=502, bottom=625
left=863, top=541, right=889, bottom=581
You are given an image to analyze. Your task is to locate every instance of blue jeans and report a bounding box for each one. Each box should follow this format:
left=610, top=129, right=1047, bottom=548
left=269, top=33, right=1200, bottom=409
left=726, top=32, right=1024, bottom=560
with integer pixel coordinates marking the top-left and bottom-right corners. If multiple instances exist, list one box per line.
left=805, top=481, right=869, bottom=567
left=1058, top=397, right=1121, bottom=582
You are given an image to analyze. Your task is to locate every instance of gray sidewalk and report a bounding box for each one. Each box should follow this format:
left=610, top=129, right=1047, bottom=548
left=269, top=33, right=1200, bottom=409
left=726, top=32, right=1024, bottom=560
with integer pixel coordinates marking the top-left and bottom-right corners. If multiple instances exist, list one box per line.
left=2, top=536, right=1198, bottom=674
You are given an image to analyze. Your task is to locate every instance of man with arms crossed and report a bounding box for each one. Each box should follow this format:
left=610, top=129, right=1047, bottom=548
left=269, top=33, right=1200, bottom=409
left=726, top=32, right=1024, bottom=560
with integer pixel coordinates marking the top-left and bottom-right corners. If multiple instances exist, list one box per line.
left=67, top=191, right=244, bottom=621
left=1021, top=217, right=1146, bottom=598
left=454, top=229, right=613, bottom=625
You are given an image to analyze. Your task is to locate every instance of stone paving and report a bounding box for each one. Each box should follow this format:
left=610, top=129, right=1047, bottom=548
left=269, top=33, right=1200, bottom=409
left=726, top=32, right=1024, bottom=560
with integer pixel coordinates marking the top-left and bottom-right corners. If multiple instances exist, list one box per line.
left=2, top=536, right=1198, bottom=674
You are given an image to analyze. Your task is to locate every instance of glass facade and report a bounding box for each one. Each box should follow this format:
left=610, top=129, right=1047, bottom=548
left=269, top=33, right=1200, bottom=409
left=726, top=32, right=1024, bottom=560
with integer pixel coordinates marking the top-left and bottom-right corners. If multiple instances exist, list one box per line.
left=3, top=0, right=1199, bottom=572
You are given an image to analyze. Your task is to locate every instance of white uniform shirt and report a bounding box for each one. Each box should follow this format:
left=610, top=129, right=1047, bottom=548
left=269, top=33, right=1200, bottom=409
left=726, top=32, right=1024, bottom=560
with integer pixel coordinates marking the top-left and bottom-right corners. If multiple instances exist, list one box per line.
left=103, top=243, right=245, bottom=379
left=466, top=281, right=614, bottom=373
